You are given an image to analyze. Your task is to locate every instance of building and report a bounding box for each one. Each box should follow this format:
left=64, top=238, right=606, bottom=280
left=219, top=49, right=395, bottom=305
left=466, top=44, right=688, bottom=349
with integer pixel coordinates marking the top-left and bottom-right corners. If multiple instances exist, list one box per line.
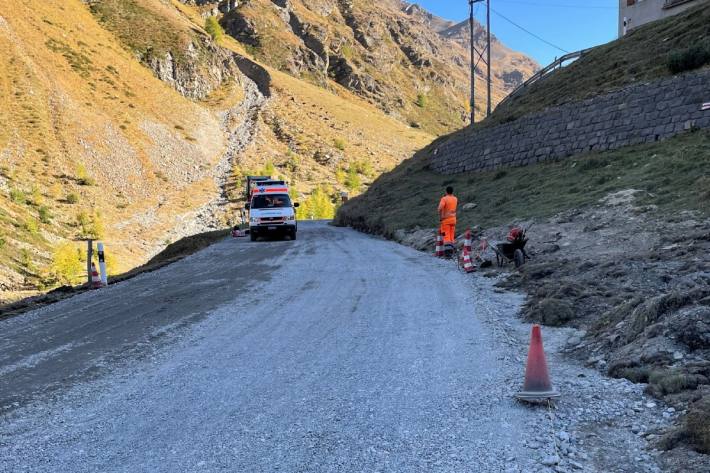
left=619, top=0, right=708, bottom=37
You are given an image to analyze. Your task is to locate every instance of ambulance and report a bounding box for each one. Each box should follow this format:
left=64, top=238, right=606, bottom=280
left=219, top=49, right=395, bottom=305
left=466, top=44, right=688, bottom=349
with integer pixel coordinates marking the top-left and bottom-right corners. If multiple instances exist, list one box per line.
left=245, top=177, right=299, bottom=241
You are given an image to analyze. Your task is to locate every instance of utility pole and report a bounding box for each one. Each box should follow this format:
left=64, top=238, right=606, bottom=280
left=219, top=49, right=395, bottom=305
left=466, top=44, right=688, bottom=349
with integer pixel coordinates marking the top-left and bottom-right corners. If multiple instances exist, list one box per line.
left=468, top=0, right=476, bottom=125
left=486, top=0, right=492, bottom=117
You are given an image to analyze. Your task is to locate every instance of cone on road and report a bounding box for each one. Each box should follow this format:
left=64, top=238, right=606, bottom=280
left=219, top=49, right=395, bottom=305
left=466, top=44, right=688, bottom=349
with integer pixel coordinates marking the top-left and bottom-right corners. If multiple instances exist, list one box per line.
left=515, top=325, right=560, bottom=402
left=90, top=262, right=103, bottom=289
left=463, top=228, right=472, bottom=254
left=435, top=232, right=444, bottom=257
left=461, top=249, right=475, bottom=273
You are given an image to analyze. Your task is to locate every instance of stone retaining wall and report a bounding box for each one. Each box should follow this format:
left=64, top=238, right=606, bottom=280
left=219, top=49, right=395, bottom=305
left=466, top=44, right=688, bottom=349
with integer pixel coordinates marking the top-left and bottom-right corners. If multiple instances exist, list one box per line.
left=430, top=69, right=710, bottom=174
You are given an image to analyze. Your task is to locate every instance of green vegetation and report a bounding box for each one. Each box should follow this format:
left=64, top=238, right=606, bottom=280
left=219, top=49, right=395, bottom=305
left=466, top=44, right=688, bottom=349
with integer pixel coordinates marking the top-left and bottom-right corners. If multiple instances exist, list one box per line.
left=38, top=206, right=52, bottom=224
left=416, top=93, right=427, bottom=108
left=345, top=167, right=361, bottom=193
left=334, top=137, right=347, bottom=151
left=490, top=3, right=710, bottom=127
left=205, top=17, right=224, bottom=43
left=297, top=186, right=336, bottom=220
left=9, top=188, right=26, bottom=204
left=23, top=218, right=40, bottom=235
left=667, top=41, right=710, bottom=74
left=76, top=163, right=95, bottom=186
left=50, top=242, right=84, bottom=285
left=66, top=193, right=79, bottom=204
left=336, top=130, right=710, bottom=237
left=89, top=0, right=191, bottom=61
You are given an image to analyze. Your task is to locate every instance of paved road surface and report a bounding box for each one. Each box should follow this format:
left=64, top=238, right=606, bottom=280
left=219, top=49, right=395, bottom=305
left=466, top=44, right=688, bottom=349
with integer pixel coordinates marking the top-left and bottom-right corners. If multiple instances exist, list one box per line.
left=0, top=222, right=532, bottom=472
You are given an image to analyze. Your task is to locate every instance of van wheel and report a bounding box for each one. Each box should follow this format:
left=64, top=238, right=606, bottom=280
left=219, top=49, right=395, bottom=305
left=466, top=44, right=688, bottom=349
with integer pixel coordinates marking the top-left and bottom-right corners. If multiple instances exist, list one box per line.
left=291, top=231, right=297, bottom=241
left=250, top=232, right=257, bottom=242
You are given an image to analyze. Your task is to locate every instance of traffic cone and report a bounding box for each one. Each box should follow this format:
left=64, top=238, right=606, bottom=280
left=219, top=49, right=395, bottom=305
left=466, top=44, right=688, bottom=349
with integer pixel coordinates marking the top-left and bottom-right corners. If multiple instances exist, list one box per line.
left=463, top=228, right=472, bottom=254
left=462, top=249, right=475, bottom=273
left=91, top=262, right=103, bottom=289
left=435, top=231, right=444, bottom=257
left=515, top=325, right=560, bottom=402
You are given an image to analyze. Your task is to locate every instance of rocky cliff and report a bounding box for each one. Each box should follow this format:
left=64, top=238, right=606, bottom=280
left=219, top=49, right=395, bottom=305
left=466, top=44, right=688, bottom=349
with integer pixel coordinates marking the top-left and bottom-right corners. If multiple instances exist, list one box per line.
left=216, top=0, right=539, bottom=133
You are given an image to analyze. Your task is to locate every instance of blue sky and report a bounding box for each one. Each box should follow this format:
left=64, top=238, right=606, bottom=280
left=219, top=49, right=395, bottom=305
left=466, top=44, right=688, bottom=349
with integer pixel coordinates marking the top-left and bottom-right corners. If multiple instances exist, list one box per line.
left=412, top=1, right=619, bottom=66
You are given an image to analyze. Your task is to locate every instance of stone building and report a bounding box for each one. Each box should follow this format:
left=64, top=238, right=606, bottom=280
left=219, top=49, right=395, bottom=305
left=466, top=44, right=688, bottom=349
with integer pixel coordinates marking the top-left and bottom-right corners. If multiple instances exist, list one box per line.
left=619, top=0, right=708, bottom=37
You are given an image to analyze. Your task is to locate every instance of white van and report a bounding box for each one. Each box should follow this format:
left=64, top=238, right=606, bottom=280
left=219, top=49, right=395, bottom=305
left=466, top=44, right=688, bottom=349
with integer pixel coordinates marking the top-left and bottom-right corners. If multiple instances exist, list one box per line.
left=246, top=182, right=298, bottom=241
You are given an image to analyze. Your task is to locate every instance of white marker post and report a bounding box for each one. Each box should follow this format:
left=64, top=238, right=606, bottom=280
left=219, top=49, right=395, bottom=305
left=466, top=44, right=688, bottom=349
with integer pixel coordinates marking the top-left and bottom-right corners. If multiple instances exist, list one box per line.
left=97, top=242, right=108, bottom=286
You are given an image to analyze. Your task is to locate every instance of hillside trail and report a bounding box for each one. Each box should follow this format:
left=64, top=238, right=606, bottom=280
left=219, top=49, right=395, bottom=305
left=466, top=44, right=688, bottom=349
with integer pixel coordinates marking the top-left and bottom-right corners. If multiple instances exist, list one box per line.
left=0, top=222, right=675, bottom=472
left=157, top=74, right=267, bottom=251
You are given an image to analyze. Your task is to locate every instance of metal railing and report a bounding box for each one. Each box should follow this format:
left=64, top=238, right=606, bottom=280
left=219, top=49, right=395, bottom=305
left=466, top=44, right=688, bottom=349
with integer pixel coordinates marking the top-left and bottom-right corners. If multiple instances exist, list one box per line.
left=496, top=47, right=594, bottom=109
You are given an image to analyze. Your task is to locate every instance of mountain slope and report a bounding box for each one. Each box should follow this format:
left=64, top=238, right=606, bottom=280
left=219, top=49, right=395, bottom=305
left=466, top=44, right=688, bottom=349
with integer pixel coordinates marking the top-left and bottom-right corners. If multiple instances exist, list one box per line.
left=0, top=0, right=432, bottom=303
left=219, top=0, right=539, bottom=134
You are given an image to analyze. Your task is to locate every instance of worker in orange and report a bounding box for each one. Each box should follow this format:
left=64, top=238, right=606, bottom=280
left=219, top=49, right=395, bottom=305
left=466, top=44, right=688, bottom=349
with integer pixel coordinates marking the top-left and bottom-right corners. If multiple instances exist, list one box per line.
left=438, top=186, right=458, bottom=244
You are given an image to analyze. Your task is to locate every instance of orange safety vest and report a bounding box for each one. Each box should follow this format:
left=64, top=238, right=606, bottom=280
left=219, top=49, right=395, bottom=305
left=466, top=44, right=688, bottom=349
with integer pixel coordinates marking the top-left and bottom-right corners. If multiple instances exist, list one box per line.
left=438, top=195, right=457, bottom=224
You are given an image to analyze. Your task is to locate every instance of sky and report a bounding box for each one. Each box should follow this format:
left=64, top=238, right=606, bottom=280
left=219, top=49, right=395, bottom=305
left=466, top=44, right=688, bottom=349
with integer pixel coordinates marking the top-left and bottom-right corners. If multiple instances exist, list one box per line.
left=412, top=0, right=619, bottom=66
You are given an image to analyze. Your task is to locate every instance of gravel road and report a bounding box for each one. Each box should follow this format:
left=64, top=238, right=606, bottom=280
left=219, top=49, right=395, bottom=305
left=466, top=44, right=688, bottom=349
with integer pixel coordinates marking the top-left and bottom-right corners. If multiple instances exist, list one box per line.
left=0, top=223, right=672, bottom=472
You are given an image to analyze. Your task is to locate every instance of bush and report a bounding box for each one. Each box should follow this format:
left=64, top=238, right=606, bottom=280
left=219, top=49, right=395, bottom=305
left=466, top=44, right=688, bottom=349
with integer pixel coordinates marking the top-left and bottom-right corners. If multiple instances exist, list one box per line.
left=345, top=168, right=361, bottom=192
left=416, top=93, right=427, bottom=108
left=51, top=242, right=84, bottom=285
left=76, top=163, right=95, bottom=186
left=205, top=16, right=224, bottom=42
left=29, top=186, right=44, bottom=206
left=334, top=138, right=347, bottom=151
left=66, top=193, right=79, bottom=204
left=0, top=235, right=5, bottom=249
left=20, top=248, right=33, bottom=269
left=9, top=188, right=26, bottom=204
left=297, top=186, right=335, bottom=220
left=667, top=43, right=710, bottom=74
left=38, top=206, right=52, bottom=223
left=23, top=218, right=39, bottom=235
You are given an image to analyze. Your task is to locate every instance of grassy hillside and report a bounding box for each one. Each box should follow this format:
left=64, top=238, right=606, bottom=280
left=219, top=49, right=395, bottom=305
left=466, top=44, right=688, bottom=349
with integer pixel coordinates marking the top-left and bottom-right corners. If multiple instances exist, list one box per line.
left=489, top=3, right=710, bottom=127
left=0, top=0, right=433, bottom=303
left=335, top=129, right=710, bottom=236
left=0, top=0, right=226, bottom=301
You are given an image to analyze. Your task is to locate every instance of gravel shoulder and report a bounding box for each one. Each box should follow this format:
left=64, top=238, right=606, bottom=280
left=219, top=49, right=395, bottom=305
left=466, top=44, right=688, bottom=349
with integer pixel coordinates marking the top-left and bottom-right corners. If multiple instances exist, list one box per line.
left=0, top=222, right=682, bottom=472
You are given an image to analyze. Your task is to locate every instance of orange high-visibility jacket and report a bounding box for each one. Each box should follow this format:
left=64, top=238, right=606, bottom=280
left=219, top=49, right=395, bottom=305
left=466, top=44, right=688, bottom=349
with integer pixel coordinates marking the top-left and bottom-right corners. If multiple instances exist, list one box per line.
left=438, top=195, right=458, bottom=224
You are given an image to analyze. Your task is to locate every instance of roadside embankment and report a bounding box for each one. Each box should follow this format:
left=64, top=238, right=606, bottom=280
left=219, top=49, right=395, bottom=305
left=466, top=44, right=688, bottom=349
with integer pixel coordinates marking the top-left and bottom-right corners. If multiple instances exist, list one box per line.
left=335, top=129, right=710, bottom=461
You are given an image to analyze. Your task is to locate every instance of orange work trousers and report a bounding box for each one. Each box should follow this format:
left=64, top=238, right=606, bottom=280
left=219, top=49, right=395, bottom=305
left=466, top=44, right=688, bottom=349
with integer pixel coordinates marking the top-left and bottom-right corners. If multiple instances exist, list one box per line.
left=440, top=222, right=456, bottom=244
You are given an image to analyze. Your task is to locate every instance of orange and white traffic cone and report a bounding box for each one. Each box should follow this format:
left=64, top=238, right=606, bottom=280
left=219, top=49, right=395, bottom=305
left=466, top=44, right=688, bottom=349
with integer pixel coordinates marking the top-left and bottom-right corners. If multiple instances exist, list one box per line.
left=463, top=228, right=472, bottom=254
left=91, top=262, right=103, bottom=289
left=462, top=249, right=475, bottom=273
left=435, top=231, right=444, bottom=257
left=515, top=325, right=560, bottom=402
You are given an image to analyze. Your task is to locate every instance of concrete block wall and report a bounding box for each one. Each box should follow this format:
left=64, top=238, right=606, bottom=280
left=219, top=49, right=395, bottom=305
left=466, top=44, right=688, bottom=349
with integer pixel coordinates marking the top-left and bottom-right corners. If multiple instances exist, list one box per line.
left=430, top=69, right=710, bottom=174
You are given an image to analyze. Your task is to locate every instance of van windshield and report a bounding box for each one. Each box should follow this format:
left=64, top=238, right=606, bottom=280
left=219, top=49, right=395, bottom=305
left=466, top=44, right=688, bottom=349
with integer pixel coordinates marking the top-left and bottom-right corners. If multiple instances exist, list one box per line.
left=251, top=194, right=292, bottom=209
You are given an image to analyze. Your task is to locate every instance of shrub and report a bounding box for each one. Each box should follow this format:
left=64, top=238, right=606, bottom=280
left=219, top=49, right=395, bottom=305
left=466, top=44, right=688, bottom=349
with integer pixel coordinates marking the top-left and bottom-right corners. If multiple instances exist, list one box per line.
left=66, top=193, right=79, bottom=204
left=205, top=16, right=224, bottom=42
left=76, top=163, right=95, bottom=186
left=335, top=168, right=347, bottom=185
left=9, top=188, right=26, bottom=204
left=0, top=235, right=5, bottom=249
left=51, top=242, right=84, bottom=285
left=23, top=218, right=39, bottom=235
left=297, top=186, right=335, bottom=220
left=29, top=186, right=44, bottom=206
left=345, top=168, right=361, bottom=192
left=38, top=206, right=52, bottom=223
left=334, top=138, right=347, bottom=151
left=667, top=43, right=710, bottom=74
left=20, top=249, right=33, bottom=269
left=416, top=93, right=427, bottom=108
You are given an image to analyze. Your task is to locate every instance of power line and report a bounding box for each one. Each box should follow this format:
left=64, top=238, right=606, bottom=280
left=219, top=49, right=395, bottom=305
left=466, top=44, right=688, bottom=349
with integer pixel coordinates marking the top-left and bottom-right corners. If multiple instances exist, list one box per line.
left=491, top=8, right=570, bottom=53
left=499, top=1, right=615, bottom=9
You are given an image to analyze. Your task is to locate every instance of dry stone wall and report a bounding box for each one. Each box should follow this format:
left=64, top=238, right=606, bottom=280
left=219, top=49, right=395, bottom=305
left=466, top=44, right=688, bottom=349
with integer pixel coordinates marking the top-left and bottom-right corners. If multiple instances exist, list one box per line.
left=430, top=69, right=710, bottom=174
